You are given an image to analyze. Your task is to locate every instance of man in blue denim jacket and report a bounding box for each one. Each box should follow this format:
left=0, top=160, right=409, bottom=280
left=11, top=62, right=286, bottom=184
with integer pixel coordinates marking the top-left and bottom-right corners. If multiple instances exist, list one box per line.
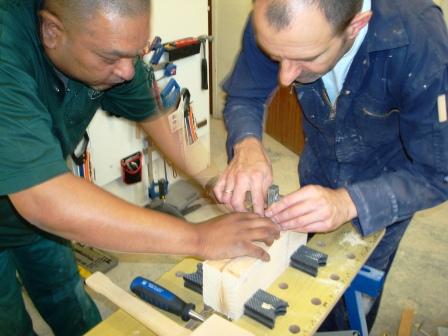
left=214, top=0, right=448, bottom=330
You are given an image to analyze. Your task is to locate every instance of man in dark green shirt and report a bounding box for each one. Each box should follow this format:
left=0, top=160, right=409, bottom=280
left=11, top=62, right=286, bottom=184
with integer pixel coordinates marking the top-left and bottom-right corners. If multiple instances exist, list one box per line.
left=0, top=1, right=280, bottom=335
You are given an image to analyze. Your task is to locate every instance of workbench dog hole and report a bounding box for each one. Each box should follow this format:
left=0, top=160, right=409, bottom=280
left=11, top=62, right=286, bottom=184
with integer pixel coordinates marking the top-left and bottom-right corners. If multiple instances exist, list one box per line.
left=316, top=240, right=326, bottom=247
left=330, top=274, right=340, bottom=281
left=311, top=297, right=322, bottom=305
left=289, top=325, right=301, bottom=334
left=278, top=282, right=289, bottom=290
left=346, top=253, right=356, bottom=260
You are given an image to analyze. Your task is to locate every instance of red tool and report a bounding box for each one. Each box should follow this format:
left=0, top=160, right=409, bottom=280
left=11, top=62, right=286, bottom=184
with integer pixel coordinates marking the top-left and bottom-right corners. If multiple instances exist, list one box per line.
left=172, top=37, right=199, bottom=48
left=165, top=37, right=199, bottom=51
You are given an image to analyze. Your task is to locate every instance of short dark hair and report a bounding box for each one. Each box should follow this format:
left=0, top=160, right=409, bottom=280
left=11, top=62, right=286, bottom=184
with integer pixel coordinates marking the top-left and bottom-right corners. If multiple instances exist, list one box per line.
left=42, top=0, right=151, bottom=25
left=264, top=0, right=363, bottom=34
left=265, top=0, right=292, bottom=31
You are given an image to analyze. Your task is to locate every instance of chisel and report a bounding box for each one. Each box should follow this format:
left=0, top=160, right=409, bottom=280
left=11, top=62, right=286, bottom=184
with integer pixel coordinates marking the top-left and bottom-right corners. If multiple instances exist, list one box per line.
left=197, top=35, right=213, bottom=90
left=130, top=276, right=205, bottom=322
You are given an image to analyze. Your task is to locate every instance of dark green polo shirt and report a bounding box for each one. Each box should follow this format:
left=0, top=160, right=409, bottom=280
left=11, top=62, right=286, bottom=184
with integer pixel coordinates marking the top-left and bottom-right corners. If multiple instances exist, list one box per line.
left=0, top=0, right=157, bottom=246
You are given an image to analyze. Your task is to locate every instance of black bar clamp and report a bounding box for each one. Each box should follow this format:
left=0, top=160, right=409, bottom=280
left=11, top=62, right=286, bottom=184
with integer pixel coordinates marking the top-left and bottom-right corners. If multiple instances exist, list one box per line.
left=244, top=289, right=288, bottom=329
left=290, top=245, right=328, bottom=277
left=183, top=262, right=203, bottom=295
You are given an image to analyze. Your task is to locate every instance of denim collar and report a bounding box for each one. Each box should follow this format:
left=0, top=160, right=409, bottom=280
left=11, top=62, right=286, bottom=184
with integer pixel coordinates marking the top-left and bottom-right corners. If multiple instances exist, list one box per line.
left=366, top=0, right=409, bottom=52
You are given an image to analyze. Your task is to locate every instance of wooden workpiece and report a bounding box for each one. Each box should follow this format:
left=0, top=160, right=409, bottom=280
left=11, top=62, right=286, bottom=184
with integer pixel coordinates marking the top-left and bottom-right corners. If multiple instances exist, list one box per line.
left=203, top=231, right=307, bottom=320
left=397, top=308, right=415, bottom=336
left=85, top=272, right=253, bottom=336
left=86, top=222, right=383, bottom=336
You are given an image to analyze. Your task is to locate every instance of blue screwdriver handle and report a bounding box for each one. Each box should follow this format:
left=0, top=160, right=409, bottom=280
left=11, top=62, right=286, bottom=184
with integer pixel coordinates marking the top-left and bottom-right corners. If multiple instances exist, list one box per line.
left=130, top=276, right=195, bottom=321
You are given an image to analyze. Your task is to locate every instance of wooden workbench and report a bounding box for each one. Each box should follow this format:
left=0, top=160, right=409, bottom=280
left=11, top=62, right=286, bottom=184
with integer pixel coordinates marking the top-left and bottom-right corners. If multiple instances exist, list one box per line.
left=86, top=222, right=383, bottom=336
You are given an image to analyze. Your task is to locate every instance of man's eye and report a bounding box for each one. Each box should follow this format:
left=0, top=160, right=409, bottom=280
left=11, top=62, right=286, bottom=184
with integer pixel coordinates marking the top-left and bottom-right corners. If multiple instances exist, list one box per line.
left=102, top=56, right=117, bottom=65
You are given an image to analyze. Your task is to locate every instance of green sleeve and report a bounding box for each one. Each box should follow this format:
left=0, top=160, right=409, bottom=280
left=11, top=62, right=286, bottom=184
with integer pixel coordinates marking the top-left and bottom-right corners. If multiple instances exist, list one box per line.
left=101, top=59, right=158, bottom=121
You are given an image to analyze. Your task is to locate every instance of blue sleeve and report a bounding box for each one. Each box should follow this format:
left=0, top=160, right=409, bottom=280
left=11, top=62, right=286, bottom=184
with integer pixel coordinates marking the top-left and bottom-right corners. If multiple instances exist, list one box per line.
left=347, top=7, right=448, bottom=235
left=348, top=68, right=448, bottom=235
left=223, top=15, right=279, bottom=159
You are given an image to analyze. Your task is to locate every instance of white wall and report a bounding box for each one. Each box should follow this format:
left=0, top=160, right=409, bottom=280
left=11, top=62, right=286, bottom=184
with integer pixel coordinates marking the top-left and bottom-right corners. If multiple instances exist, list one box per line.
left=211, top=0, right=253, bottom=118
left=87, top=0, right=210, bottom=206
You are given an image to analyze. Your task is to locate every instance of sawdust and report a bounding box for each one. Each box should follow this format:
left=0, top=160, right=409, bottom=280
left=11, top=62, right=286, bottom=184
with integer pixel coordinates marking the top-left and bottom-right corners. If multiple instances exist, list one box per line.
left=316, top=278, right=345, bottom=289
left=340, top=231, right=368, bottom=247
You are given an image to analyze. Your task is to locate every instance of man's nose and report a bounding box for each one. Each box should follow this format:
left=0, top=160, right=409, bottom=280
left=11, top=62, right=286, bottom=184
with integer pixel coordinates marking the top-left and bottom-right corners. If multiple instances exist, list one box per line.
left=114, top=58, right=136, bottom=82
left=279, top=60, right=301, bottom=86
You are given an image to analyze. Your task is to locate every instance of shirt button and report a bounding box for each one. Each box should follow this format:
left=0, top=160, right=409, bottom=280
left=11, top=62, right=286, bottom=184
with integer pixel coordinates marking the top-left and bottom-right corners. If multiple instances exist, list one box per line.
left=343, top=90, right=351, bottom=96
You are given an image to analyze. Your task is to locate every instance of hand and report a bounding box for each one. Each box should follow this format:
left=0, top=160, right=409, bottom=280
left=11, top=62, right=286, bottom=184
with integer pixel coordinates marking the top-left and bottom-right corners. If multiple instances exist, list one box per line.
left=213, top=137, right=273, bottom=215
left=265, top=185, right=357, bottom=233
left=195, top=212, right=280, bottom=261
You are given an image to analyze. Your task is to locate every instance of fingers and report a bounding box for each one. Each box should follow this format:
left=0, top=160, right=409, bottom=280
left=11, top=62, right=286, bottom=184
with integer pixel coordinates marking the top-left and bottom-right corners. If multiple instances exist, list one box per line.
left=214, top=172, right=250, bottom=212
left=251, top=175, right=269, bottom=215
left=232, top=212, right=280, bottom=232
left=232, top=213, right=280, bottom=247
left=267, top=197, right=316, bottom=226
left=213, top=171, right=233, bottom=204
left=266, top=186, right=313, bottom=217
left=214, top=171, right=238, bottom=202
left=241, top=220, right=281, bottom=261
left=242, top=243, right=271, bottom=262
left=278, top=212, right=323, bottom=231
left=257, top=231, right=278, bottom=246
left=215, top=174, right=268, bottom=215
left=229, top=211, right=262, bottom=221
left=266, top=185, right=354, bottom=233
left=199, top=213, right=281, bottom=261
left=271, top=197, right=336, bottom=231
left=247, top=225, right=281, bottom=244
left=212, top=139, right=272, bottom=214
left=218, top=178, right=271, bottom=215
left=231, top=178, right=252, bottom=212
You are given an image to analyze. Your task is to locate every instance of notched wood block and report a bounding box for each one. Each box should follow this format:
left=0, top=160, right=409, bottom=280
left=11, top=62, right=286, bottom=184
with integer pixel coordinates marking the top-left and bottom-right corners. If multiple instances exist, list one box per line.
left=203, top=231, right=307, bottom=320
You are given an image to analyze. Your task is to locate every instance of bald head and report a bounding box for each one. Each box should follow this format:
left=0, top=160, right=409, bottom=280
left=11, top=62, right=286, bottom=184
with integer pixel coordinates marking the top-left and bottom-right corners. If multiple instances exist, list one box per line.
left=42, top=0, right=151, bottom=28
left=39, top=0, right=151, bottom=91
left=259, top=0, right=363, bottom=34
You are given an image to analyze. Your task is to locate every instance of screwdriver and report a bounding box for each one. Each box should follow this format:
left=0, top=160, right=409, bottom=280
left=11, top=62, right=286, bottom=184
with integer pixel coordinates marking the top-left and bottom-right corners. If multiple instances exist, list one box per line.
left=130, top=276, right=205, bottom=322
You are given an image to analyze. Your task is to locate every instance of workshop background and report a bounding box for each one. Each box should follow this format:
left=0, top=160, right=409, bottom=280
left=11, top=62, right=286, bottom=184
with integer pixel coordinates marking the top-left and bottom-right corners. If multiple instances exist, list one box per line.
left=23, top=0, right=448, bottom=335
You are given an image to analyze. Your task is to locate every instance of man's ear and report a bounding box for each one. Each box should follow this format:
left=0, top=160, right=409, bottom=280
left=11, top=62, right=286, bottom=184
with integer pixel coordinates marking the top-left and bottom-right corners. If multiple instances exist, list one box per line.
left=346, top=10, right=372, bottom=40
left=38, top=10, right=65, bottom=49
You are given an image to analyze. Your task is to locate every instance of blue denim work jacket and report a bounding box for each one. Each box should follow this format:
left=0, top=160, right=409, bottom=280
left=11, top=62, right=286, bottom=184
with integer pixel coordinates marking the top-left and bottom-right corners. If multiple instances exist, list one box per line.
left=223, top=0, right=448, bottom=237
